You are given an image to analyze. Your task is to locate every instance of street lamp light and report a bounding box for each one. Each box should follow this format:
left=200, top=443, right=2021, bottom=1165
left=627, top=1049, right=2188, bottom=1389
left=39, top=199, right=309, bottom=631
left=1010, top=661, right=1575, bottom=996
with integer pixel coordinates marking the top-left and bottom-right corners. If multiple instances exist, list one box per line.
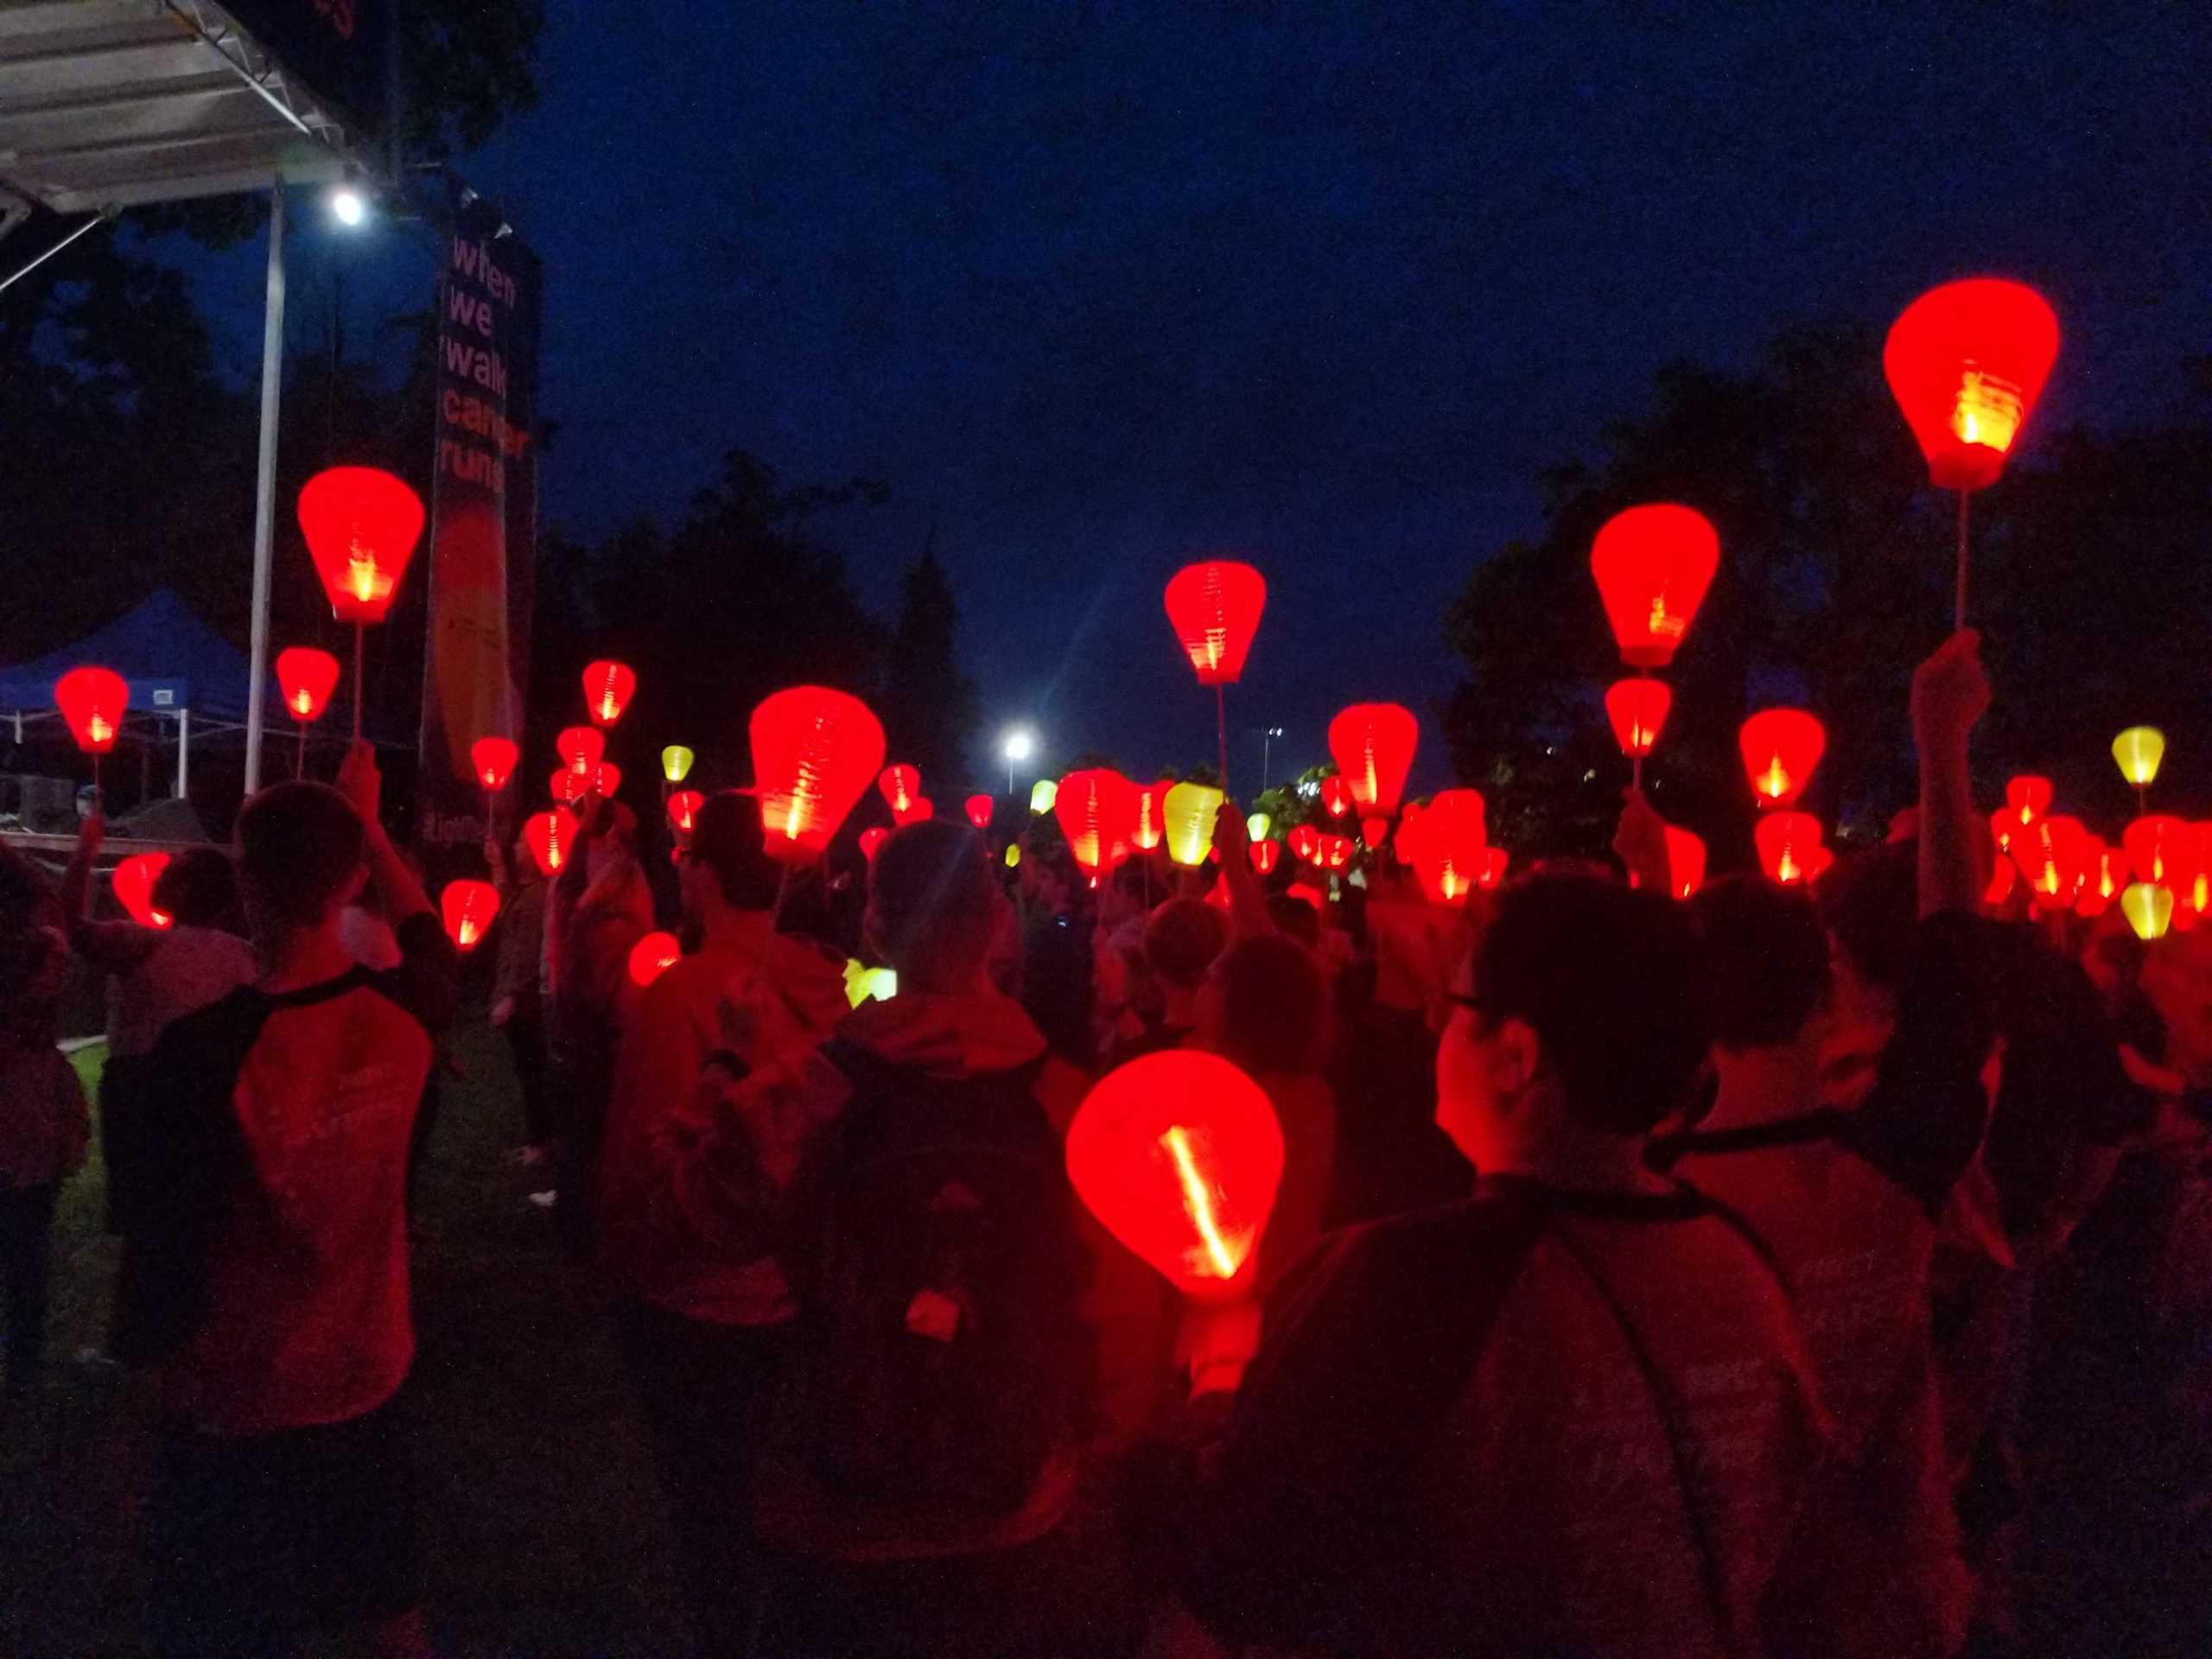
left=1262, top=727, right=1285, bottom=793
left=328, top=185, right=367, bottom=228
left=1002, top=728, right=1035, bottom=796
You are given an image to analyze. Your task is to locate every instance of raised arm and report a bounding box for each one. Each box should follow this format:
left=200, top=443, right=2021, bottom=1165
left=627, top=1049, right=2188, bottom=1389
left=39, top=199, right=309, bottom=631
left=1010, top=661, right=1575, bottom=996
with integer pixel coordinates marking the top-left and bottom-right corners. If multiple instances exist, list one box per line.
left=1212, top=802, right=1275, bottom=938
left=1910, top=629, right=1990, bottom=919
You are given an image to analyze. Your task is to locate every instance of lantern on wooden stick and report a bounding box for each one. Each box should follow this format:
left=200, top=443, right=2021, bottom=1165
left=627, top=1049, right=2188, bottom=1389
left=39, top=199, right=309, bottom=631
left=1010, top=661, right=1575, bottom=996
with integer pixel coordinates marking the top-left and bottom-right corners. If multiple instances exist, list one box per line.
left=878, top=766, right=924, bottom=822
left=1604, top=677, right=1673, bottom=786
left=112, top=854, right=172, bottom=929
left=1132, top=785, right=1166, bottom=853
left=1984, top=855, right=2017, bottom=909
left=1402, top=788, right=1487, bottom=906
left=1590, top=505, right=1719, bottom=669
left=859, top=827, right=888, bottom=862
left=1249, top=839, right=1281, bottom=876
left=1327, top=703, right=1418, bottom=816
left=1164, top=782, right=1224, bottom=868
left=55, top=665, right=127, bottom=791
left=471, top=735, right=518, bottom=793
left=2113, top=727, right=2165, bottom=809
left=964, top=793, right=995, bottom=833
left=522, top=810, right=575, bottom=877
left=1882, top=279, right=2059, bottom=626
left=661, top=746, right=695, bottom=784
left=1360, top=815, right=1389, bottom=850
left=1065, top=1050, right=1285, bottom=1300
left=2126, top=817, right=2190, bottom=887
left=582, top=661, right=637, bottom=728
left=1319, top=776, right=1354, bottom=820
left=666, top=790, right=702, bottom=835
left=2004, top=775, right=2052, bottom=829
left=592, top=762, right=622, bottom=801
left=440, top=880, right=500, bottom=951
left=749, top=686, right=886, bottom=863
left=1739, top=709, right=1826, bottom=810
left=298, top=467, right=424, bottom=737
left=1057, top=769, right=1139, bottom=886
left=1663, top=826, right=1707, bottom=900
left=2076, top=842, right=2128, bottom=918
left=275, top=647, right=340, bottom=779
left=556, top=726, right=605, bottom=779
left=628, top=931, right=681, bottom=988
left=1029, top=779, right=1058, bottom=817
left=2123, top=882, right=2175, bottom=942
left=1755, top=812, right=1825, bottom=886
left=1287, top=823, right=1321, bottom=866
left=1165, top=559, right=1267, bottom=784
left=2014, top=814, right=2089, bottom=909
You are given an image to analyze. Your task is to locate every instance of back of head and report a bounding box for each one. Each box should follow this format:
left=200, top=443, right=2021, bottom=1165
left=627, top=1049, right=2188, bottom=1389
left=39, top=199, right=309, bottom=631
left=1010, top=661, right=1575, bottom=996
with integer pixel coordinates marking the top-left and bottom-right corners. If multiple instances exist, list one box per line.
left=1265, top=891, right=1323, bottom=950
left=869, top=820, right=1000, bottom=983
left=1690, top=874, right=1832, bottom=1052
left=155, top=847, right=245, bottom=933
left=688, top=791, right=781, bottom=912
left=1818, top=844, right=1916, bottom=995
left=1211, top=933, right=1329, bottom=1076
left=235, top=781, right=365, bottom=931
left=1143, top=898, right=1228, bottom=992
left=1470, top=868, right=1710, bottom=1135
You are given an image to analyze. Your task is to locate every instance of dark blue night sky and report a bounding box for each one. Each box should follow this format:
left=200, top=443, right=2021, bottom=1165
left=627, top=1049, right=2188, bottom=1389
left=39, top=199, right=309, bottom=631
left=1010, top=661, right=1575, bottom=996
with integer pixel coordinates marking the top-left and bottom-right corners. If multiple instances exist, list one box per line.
left=191, top=4, right=2210, bottom=790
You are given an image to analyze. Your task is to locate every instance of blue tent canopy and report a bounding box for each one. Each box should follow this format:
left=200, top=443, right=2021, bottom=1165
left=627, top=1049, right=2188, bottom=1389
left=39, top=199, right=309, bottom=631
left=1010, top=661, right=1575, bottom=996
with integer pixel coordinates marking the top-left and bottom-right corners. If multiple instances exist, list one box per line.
left=0, top=588, right=258, bottom=721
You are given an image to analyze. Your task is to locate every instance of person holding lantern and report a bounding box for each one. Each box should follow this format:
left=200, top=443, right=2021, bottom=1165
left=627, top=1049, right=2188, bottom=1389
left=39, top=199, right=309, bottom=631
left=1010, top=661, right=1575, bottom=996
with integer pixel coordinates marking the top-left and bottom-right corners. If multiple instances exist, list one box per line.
left=1165, top=869, right=1825, bottom=1659
left=0, top=885, right=84, bottom=1420
left=597, top=790, right=850, bottom=1659
left=485, top=825, right=554, bottom=1166
left=120, top=742, right=454, bottom=1659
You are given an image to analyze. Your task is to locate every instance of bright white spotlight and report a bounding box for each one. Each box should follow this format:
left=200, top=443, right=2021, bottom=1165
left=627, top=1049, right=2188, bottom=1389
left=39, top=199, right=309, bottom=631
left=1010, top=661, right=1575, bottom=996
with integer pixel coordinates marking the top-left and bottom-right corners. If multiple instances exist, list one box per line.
left=330, top=187, right=367, bottom=228
left=1002, top=728, right=1035, bottom=764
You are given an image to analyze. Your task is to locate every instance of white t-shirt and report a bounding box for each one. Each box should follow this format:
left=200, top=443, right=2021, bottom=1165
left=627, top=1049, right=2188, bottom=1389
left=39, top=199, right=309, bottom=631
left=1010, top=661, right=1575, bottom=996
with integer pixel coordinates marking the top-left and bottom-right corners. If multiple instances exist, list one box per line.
left=107, top=925, right=260, bottom=1058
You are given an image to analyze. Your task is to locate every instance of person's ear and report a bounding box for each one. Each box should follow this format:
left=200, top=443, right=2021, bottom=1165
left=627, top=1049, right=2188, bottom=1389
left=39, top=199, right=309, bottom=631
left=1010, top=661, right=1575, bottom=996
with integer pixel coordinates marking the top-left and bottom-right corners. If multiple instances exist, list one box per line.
left=340, top=861, right=369, bottom=909
left=1489, top=1015, right=1541, bottom=1109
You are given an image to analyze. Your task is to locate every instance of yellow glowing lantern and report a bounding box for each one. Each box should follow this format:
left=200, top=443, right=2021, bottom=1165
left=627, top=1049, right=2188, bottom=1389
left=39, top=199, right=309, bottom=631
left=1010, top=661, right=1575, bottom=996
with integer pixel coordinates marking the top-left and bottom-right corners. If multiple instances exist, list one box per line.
left=1246, top=811, right=1271, bottom=842
left=662, top=745, right=696, bottom=784
left=1163, top=782, right=1224, bottom=868
left=2113, top=727, right=2166, bottom=791
left=1004, top=844, right=1022, bottom=868
left=1030, top=778, right=1058, bottom=816
left=2122, top=882, right=2174, bottom=942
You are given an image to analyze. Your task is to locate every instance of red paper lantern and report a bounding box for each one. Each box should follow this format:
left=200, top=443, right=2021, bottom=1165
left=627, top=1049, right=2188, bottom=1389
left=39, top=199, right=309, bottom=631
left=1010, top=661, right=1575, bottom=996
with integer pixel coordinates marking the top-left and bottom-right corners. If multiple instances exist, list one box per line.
left=1327, top=703, right=1418, bottom=815
left=628, top=930, right=681, bottom=987
left=1883, top=279, right=2060, bottom=493
left=859, top=827, right=888, bottom=862
left=878, top=765, right=923, bottom=818
left=112, top=853, right=172, bottom=929
left=1755, top=812, right=1825, bottom=886
left=582, top=660, right=637, bottom=728
left=1590, top=505, right=1720, bottom=669
left=666, top=789, right=703, bottom=834
left=1065, top=1050, right=1286, bottom=1300
left=1663, top=826, right=1707, bottom=899
left=275, top=648, right=340, bottom=723
left=55, top=665, right=127, bottom=754
left=1357, top=816, right=1388, bottom=850
left=902, top=797, right=936, bottom=826
left=1164, top=560, right=1268, bottom=686
left=1320, top=834, right=1357, bottom=872
left=298, top=467, right=423, bottom=624
left=1984, top=855, right=2017, bottom=908
left=522, top=810, right=575, bottom=877
left=440, top=879, right=501, bottom=951
left=1286, top=882, right=1325, bottom=911
left=2005, top=775, right=2053, bottom=827
left=550, top=768, right=585, bottom=805
left=1739, top=709, right=1826, bottom=810
left=1249, top=839, right=1281, bottom=876
left=1056, top=769, right=1140, bottom=885
left=1604, top=678, right=1673, bottom=759
left=2075, top=842, right=2128, bottom=918
left=749, top=686, right=887, bottom=862
left=964, top=793, right=995, bottom=833
left=1478, top=845, right=1510, bottom=892
left=1287, top=823, right=1321, bottom=865
left=1132, top=785, right=1167, bottom=853
left=2182, top=827, right=2212, bottom=923
left=2014, top=814, right=2089, bottom=906
left=593, top=762, right=622, bottom=800
left=1319, top=776, right=1354, bottom=820
left=1402, top=787, right=1488, bottom=906
left=2126, top=816, right=2191, bottom=887
left=556, top=726, right=605, bottom=778
left=471, top=736, right=518, bottom=791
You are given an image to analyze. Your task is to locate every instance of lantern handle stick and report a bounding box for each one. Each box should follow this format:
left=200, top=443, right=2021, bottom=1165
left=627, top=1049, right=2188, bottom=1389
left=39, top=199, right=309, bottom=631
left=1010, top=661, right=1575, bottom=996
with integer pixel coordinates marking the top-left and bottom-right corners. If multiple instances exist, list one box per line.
left=352, top=622, right=365, bottom=743
left=1953, top=488, right=1972, bottom=633
left=296, top=725, right=306, bottom=781
left=1216, top=684, right=1230, bottom=793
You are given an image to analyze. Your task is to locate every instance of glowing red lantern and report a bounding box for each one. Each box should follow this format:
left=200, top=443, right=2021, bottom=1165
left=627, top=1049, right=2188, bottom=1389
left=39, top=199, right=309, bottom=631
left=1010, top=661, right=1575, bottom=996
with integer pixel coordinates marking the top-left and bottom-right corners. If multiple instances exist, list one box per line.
left=582, top=660, right=637, bottom=728
left=964, top=793, right=995, bottom=833
left=1132, top=784, right=1167, bottom=853
left=1065, top=1050, right=1286, bottom=1300
left=1884, top=279, right=2060, bottom=493
left=628, top=930, right=681, bottom=987
left=1755, top=812, right=1825, bottom=886
left=749, top=686, right=886, bottom=862
left=1287, top=823, right=1321, bottom=865
left=1319, top=776, right=1354, bottom=820
left=1739, top=709, right=1826, bottom=810
left=1357, top=816, right=1387, bottom=850
left=1249, top=839, right=1281, bottom=876
left=1326, top=703, right=1418, bottom=815
left=1402, top=787, right=1487, bottom=906
left=1590, top=505, right=1720, bottom=669
left=1478, top=845, right=1509, bottom=891
left=1164, top=560, right=1268, bottom=686
left=522, top=810, right=575, bottom=877
left=440, top=879, right=501, bottom=952
left=2126, top=816, right=2191, bottom=887
left=2005, top=776, right=2053, bottom=828
left=592, top=762, right=622, bottom=800
left=859, top=827, right=888, bottom=862
left=1983, top=854, right=2016, bottom=909
left=556, top=726, right=605, bottom=779
left=899, top=797, right=935, bottom=826
left=2014, top=814, right=2089, bottom=906
left=879, top=765, right=923, bottom=818
left=1663, top=826, right=1707, bottom=899
left=1320, top=834, right=1357, bottom=872
left=2075, top=842, right=2128, bottom=918
left=298, top=467, right=423, bottom=625
left=55, top=665, right=127, bottom=755
left=1286, top=882, right=1325, bottom=911
left=550, top=768, right=586, bottom=805
left=1604, top=678, right=1672, bottom=759
left=112, top=853, right=172, bottom=929
left=275, top=648, right=340, bottom=722
left=472, top=736, right=518, bottom=791
left=666, top=789, right=703, bottom=834
left=1056, top=769, right=1140, bottom=885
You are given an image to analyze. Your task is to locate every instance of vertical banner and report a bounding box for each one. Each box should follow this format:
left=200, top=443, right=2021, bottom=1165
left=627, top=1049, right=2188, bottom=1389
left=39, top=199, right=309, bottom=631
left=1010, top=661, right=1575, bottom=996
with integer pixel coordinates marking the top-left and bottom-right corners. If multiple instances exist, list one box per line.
left=417, top=193, right=539, bottom=849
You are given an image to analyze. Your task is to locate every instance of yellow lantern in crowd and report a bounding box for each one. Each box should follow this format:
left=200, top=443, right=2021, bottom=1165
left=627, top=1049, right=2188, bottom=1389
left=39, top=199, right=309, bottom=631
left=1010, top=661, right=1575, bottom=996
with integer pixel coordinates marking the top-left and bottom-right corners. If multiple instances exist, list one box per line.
left=2113, top=727, right=2166, bottom=791
left=1246, top=811, right=1271, bottom=842
left=1030, top=779, right=1058, bottom=816
left=2123, top=882, right=2174, bottom=942
left=1164, top=782, right=1224, bottom=868
left=662, top=745, right=696, bottom=784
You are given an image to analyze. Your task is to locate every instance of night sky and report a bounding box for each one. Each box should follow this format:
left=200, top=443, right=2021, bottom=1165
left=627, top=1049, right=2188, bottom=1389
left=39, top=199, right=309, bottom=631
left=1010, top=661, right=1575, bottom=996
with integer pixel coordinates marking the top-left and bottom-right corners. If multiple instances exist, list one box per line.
left=194, top=5, right=2210, bottom=791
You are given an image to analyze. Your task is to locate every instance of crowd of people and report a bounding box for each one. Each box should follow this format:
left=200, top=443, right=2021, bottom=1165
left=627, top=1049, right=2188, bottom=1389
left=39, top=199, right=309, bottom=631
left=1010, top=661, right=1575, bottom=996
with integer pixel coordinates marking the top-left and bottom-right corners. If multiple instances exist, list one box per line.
left=1, top=629, right=2209, bottom=1658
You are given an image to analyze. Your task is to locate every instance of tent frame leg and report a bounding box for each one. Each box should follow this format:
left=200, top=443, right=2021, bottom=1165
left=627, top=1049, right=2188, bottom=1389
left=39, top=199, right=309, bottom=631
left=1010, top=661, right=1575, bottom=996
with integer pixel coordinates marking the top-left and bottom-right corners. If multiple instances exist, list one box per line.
left=242, top=177, right=285, bottom=798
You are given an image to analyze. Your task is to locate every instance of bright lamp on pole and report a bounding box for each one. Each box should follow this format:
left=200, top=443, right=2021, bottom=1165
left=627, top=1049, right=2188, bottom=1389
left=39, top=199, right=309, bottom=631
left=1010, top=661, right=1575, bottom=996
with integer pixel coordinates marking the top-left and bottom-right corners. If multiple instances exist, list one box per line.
left=1002, top=728, right=1035, bottom=795
left=329, top=187, right=368, bottom=228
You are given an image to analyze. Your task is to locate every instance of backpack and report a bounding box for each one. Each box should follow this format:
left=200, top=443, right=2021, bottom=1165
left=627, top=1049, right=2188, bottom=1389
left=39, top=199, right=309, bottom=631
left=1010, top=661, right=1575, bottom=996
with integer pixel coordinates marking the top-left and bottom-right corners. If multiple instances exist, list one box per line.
left=789, top=1039, right=1090, bottom=1518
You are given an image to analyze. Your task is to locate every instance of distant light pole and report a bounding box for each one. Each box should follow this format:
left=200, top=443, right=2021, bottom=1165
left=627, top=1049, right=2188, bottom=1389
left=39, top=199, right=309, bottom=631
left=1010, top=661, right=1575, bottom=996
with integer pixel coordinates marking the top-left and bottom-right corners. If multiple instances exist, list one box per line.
left=1262, top=727, right=1285, bottom=794
left=1002, top=728, right=1035, bottom=797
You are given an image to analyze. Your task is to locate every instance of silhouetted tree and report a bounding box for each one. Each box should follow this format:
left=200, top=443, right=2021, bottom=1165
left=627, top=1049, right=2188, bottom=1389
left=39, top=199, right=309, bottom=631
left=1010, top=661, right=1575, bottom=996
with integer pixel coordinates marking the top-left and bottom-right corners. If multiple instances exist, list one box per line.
left=880, top=541, right=981, bottom=795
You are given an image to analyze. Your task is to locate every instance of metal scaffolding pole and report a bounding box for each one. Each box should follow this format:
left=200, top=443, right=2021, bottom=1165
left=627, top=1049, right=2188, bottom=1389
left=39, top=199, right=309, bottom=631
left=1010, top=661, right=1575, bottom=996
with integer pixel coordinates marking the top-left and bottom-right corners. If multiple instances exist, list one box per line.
left=242, top=177, right=285, bottom=796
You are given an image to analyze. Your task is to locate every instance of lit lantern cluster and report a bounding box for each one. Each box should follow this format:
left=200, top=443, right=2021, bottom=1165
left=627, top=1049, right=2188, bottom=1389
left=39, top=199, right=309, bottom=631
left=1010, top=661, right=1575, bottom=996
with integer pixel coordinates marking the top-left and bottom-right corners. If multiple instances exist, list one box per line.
left=1740, top=709, right=1831, bottom=886
left=1983, top=734, right=2196, bottom=943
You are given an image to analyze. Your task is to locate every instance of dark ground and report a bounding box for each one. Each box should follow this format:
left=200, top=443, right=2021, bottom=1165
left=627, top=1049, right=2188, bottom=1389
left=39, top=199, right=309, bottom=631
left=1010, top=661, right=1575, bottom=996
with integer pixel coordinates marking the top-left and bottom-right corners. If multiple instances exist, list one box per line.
left=0, top=1017, right=691, bottom=1658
